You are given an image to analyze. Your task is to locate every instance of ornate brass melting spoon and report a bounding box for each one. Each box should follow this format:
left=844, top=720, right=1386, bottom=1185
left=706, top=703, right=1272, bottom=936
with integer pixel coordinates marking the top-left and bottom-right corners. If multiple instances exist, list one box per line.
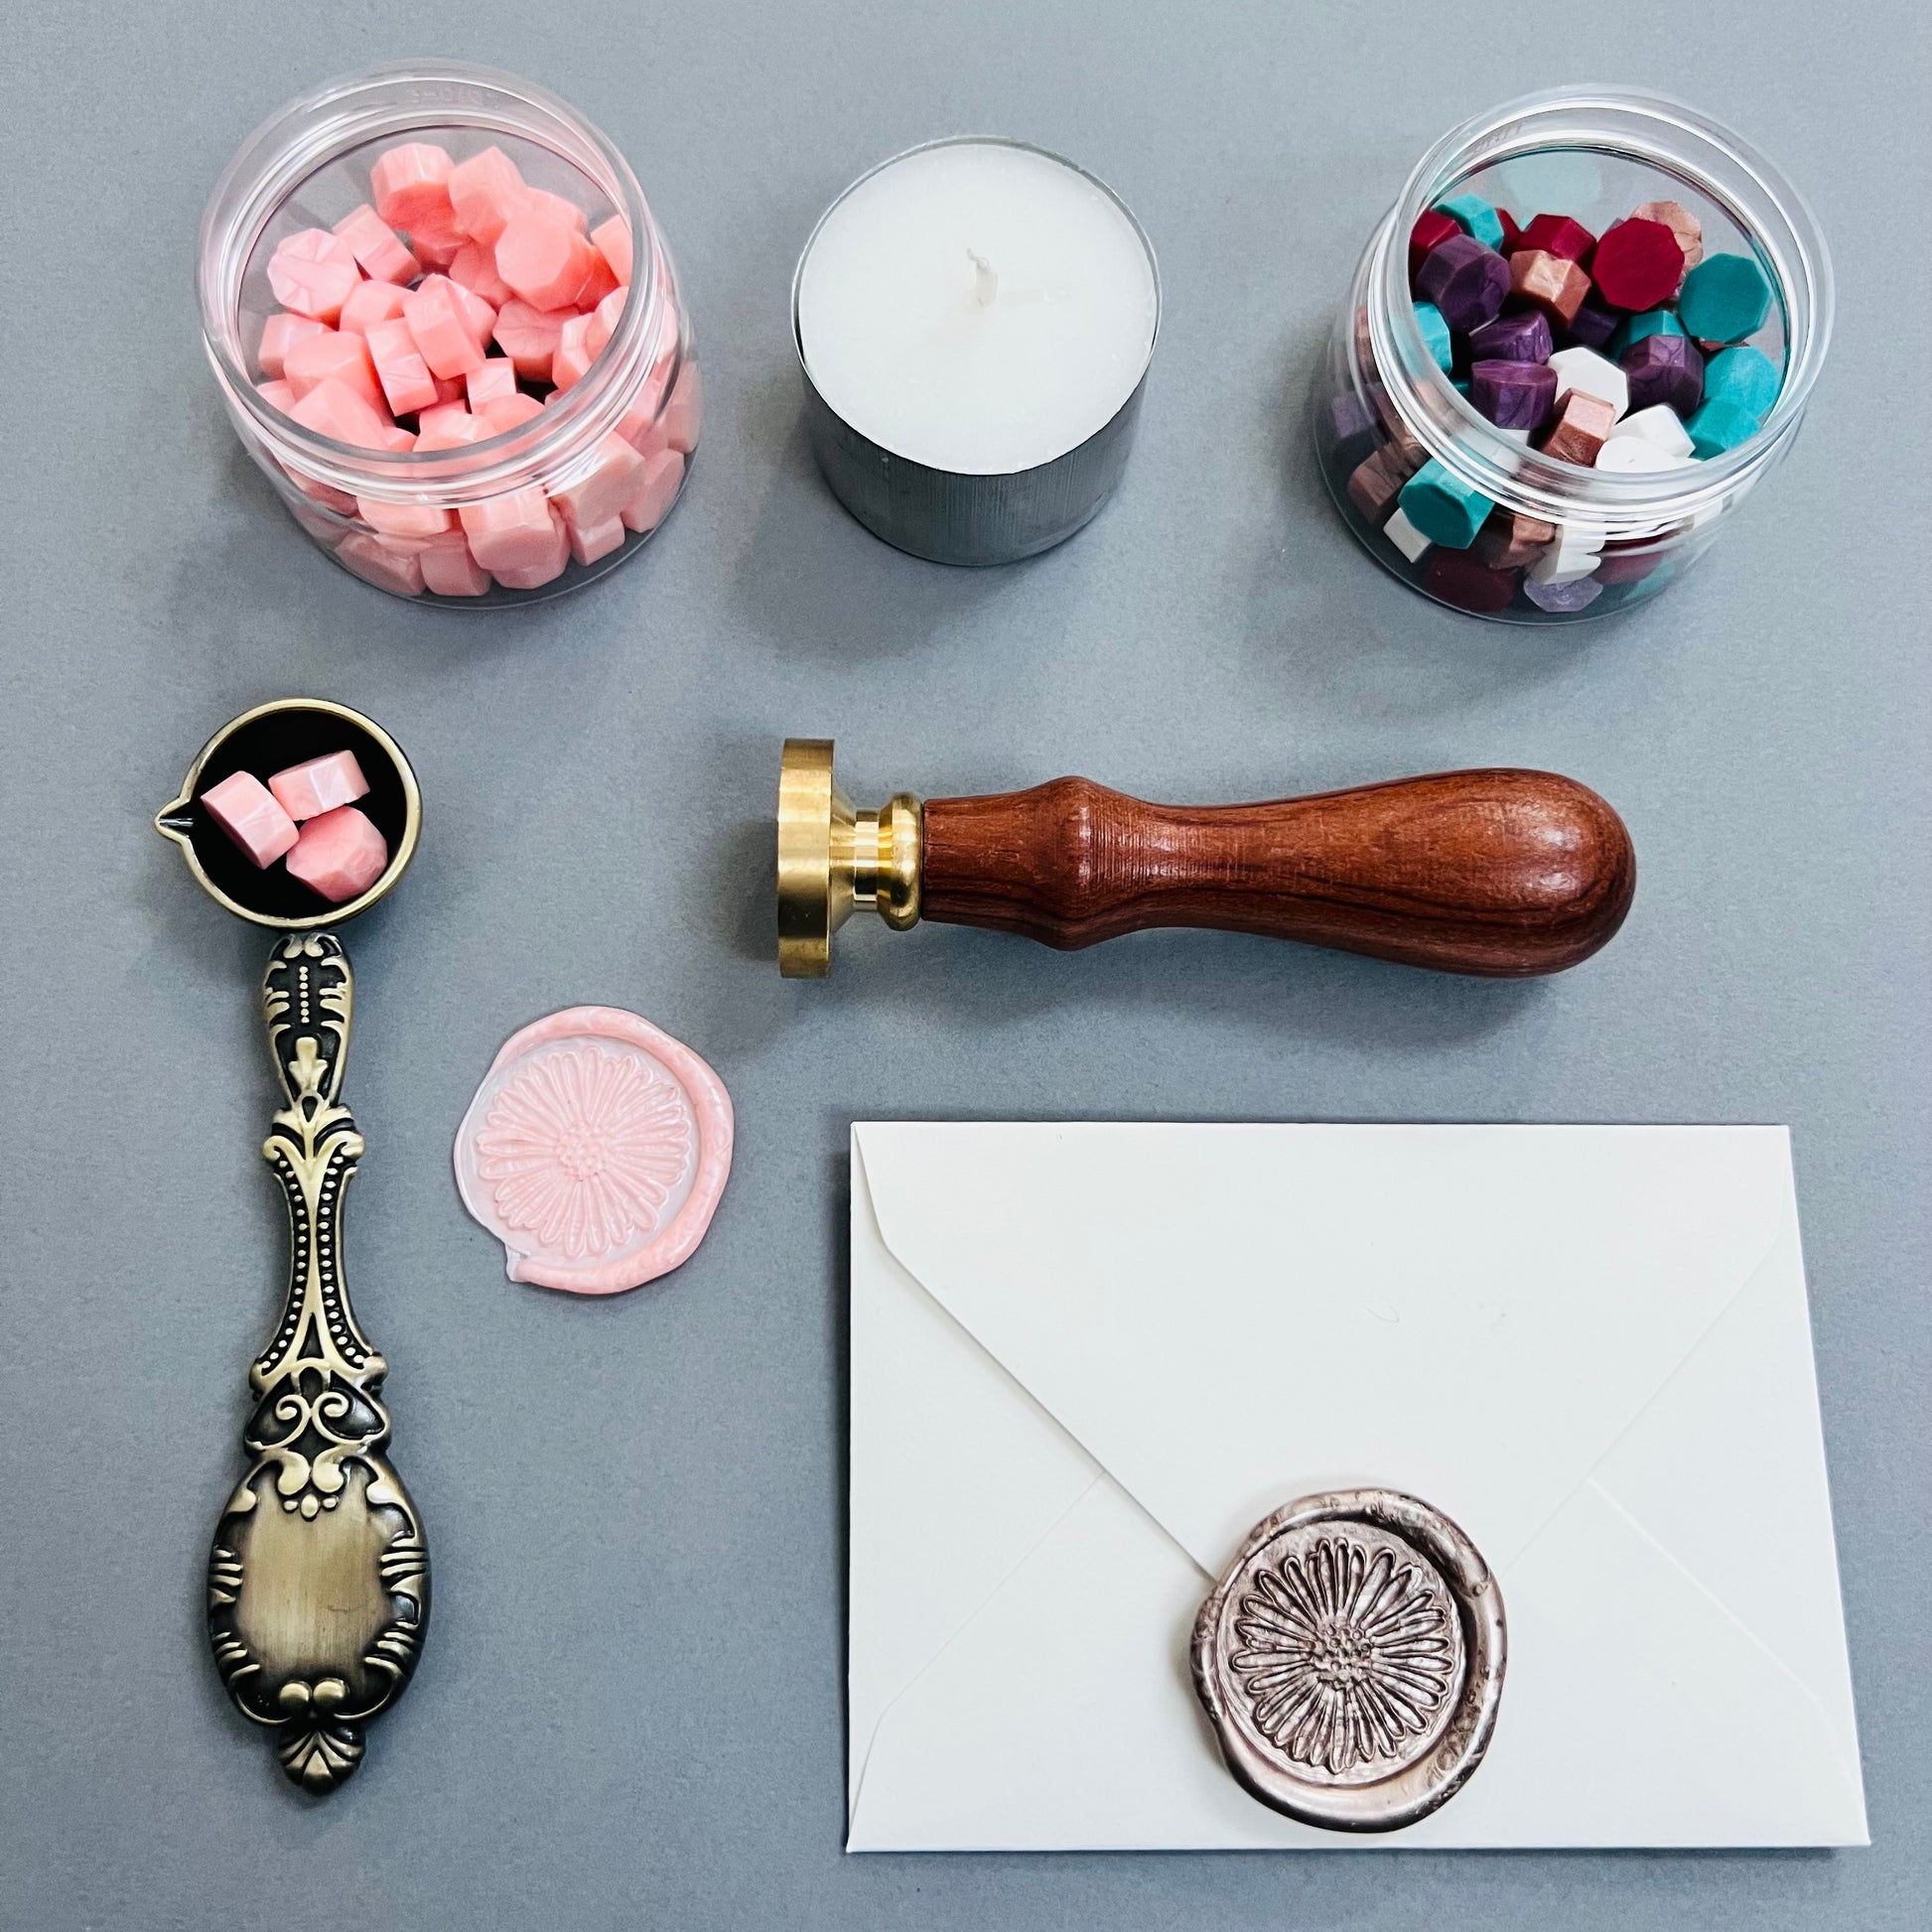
left=156, top=698, right=427, bottom=1793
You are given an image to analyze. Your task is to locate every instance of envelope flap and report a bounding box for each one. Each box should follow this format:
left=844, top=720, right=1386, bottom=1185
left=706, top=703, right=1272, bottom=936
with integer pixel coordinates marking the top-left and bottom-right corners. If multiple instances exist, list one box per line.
left=855, top=1123, right=1794, bottom=1572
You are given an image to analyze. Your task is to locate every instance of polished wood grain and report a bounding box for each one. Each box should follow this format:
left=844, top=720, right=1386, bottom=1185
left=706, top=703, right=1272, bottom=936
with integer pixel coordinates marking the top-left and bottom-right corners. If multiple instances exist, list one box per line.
left=919, top=768, right=1634, bottom=976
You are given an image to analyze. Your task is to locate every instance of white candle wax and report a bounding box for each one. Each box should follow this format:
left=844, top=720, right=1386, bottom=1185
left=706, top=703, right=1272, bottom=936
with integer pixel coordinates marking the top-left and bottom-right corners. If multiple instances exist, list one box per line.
left=796, top=139, right=1159, bottom=477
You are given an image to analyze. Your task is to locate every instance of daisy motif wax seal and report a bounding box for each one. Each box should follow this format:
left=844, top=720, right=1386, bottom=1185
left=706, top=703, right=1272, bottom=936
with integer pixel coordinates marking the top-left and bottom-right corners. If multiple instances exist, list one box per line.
left=1190, top=1488, right=1505, bottom=1833
left=455, top=1007, right=733, bottom=1295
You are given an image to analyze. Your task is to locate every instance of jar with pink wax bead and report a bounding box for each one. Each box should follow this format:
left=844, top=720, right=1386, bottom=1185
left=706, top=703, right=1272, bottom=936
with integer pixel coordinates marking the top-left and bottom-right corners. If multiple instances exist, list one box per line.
left=200, top=63, right=700, bottom=604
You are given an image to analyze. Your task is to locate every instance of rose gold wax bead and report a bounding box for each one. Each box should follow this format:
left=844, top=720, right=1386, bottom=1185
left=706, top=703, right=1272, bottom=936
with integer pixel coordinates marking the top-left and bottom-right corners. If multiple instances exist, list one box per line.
left=1345, top=442, right=1420, bottom=522
left=461, top=485, right=568, bottom=575
left=284, top=328, right=384, bottom=410
left=334, top=204, right=418, bottom=284
left=450, top=240, right=515, bottom=309
left=403, top=279, right=487, bottom=380
left=551, top=313, right=598, bottom=392
left=495, top=209, right=597, bottom=312
left=491, top=299, right=571, bottom=381
left=419, top=530, right=492, bottom=597
left=620, top=448, right=684, bottom=534
left=568, top=513, right=626, bottom=567
left=339, top=278, right=411, bottom=338
left=268, top=750, right=370, bottom=822
left=267, top=227, right=362, bottom=325
left=1540, top=390, right=1619, bottom=467
left=448, top=146, right=529, bottom=247
left=286, top=804, right=390, bottom=899
left=1509, top=248, right=1590, bottom=327
left=201, top=769, right=299, bottom=868
left=1631, top=200, right=1704, bottom=271
left=478, top=392, right=546, bottom=436
left=288, top=374, right=397, bottom=451
left=363, top=319, right=439, bottom=417
left=259, top=312, right=329, bottom=379
left=1473, top=510, right=1557, bottom=570
left=591, top=214, right=632, bottom=286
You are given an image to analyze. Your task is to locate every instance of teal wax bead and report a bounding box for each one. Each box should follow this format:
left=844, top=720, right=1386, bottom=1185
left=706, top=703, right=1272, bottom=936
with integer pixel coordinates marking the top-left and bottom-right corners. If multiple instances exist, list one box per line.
left=1704, top=345, right=1781, bottom=419
left=1398, top=458, right=1492, bottom=548
left=1609, top=309, right=1685, bottom=358
left=1414, top=301, right=1452, bottom=370
left=1451, top=376, right=1470, bottom=395
left=1686, top=396, right=1760, bottom=457
left=1435, top=193, right=1505, bottom=251
left=1678, top=252, right=1774, bottom=343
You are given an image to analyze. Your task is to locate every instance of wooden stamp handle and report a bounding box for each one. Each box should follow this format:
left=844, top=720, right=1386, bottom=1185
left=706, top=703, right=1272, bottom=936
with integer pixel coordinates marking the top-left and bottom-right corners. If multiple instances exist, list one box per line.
left=919, top=768, right=1634, bottom=976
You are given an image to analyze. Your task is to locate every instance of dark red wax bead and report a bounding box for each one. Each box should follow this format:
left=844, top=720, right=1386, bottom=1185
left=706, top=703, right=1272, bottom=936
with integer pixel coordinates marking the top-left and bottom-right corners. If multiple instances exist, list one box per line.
left=1520, top=212, right=1595, bottom=262
left=1416, top=234, right=1511, bottom=333
left=1424, top=549, right=1520, bottom=614
left=1468, top=358, right=1557, bottom=431
left=1496, top=208, right=1524, bottom=255
left=1589, top=217, right=1688, bottom=310
left=1467, top=310, right=1552, bottom=362
left=1409, top=208, right=1461, bottom=284
left=1620, top=333, right=1706, bottom=416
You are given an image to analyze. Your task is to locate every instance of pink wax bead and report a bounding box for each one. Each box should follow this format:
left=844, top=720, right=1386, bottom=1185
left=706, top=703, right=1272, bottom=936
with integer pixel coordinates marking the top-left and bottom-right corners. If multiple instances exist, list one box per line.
left=416, top=408, right=488, bottom=452
left=524, top=188, right=589, bottom=235
left=662, top=362, right=701, bottom=454
left=621, top=447, right=684, bottom=534
left=585, top=286, right=625, bottom=358
left=337, top=534, right=428, bottom=596
left=495, top=209, right=596, bottom=312
left=267, top=228, right=362, bottom=325
left=431, top=371, right=467, bottom=404
left=576, top=249, right=621, bottom=311
left=419, top=530, right=492, bottom=597
left=450, top=240, right=515, bottom=309
left=591, top=215, right=631, bottom=286
left=289, top=375, right=397, bottom=451
left=339, top=278, right=412, bottom=338
left=370, top=142, right=455, bottom=231
left=478, top=391, right=545, bottom=436
left=259, top=312, right=329, bottom=378
left=461, top=485, right=567, bottom=575
left=490, top=536, right=571, bottom=590
left=550, top=313, right=597, bottom=392
left=403, top=279, right=486, bottom=379
left=286, top=804, right=390, bottom=901
left=201, top=769, right=299, bottom=868
left=492, top=299, right=571, bottom=381
left=333, top=204, right=419, bottom=284
left=448, top=146, right=529, bottom=247
left=364, top=317, right=440, bottom=416
left=418, top=272, right=496, bottom=347
left=284, top=329, right=384, bottom=410
left=466, top=359, right=518, bottom=410
left=553, top=433, right=645, bottom=531
left=268, top=749, right=370, bottom=822
left=257, top=377, right=298, bottom=415
left=380, top=425, right=418, bottom=453
left=282, top=463, right=359, bottom=515
left=568, top=513, right=626, bottom=567
left=357, top=491, right=453, bottom=540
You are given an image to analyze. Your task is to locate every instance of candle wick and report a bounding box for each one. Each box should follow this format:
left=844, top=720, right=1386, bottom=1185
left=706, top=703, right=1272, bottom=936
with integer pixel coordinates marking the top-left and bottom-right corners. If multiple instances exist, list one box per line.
left=967, top=248, right=999, bottom=308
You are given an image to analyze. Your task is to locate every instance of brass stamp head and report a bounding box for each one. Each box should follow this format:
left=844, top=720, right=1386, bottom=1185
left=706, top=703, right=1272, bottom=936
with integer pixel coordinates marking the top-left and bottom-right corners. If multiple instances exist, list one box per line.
left=776, top=739, right=921, bottom=977
left=156, top=698, right=421, bottom=929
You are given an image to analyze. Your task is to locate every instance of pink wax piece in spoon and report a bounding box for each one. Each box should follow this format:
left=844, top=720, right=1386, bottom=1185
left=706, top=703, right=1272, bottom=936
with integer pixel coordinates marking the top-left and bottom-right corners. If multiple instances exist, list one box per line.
left=285, top=804, right=389, bottom=901
left=267, top=750, right=369, bottom=822
left=201, top=769, right=299, bottom=868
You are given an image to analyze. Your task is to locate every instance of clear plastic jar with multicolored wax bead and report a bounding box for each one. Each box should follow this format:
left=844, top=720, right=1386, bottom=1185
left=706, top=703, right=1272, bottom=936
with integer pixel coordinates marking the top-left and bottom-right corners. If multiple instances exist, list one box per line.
left=1313, top=87, right=1831, bottom=622
left=200, top=63, right=700, bottom=605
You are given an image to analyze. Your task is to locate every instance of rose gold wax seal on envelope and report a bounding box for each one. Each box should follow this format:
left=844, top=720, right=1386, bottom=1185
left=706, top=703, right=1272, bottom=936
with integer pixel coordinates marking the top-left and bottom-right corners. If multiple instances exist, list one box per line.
left=455, top=1007, right=733, bottom=1294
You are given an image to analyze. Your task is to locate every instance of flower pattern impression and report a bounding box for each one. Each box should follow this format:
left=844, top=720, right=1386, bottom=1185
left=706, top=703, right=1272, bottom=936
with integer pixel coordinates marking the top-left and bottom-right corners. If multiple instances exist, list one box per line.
left=1229, top=1532, right=1459, bottom=1779
left=474, top=1041, right=695, bottom=1260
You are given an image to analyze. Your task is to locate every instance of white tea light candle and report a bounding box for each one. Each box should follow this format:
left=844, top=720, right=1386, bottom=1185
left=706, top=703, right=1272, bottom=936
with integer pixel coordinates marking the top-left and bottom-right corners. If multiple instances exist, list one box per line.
left=792, top=138, right=1160, bottom=564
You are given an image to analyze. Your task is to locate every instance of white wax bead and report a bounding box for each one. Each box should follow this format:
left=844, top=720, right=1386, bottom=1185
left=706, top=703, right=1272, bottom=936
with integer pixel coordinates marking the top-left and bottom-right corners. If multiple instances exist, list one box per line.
left=1595, top=435, right=1695, bottom=475
left=1618, top=404, right=1694, bottom=458
left=1530, top=523, right=1604, bottom=584
left=1383, top=506, right=1432, bottom=562
left=1547, top=346, right=1629, bottom=421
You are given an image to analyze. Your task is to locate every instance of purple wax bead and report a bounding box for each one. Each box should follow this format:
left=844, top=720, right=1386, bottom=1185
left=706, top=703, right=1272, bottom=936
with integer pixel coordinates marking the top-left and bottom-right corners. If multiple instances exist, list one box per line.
left=1415, top=234, right=1511, bottom=334
left=1620, top=333, right=1706, bottom=416
left=1566, top=295, right=1621, bottom=351
left=1466, top=310, right=1553, bottom=363
left=1522, top=573, right=1604, bottom=614
left=1467, top=357, right=1558, bottom=432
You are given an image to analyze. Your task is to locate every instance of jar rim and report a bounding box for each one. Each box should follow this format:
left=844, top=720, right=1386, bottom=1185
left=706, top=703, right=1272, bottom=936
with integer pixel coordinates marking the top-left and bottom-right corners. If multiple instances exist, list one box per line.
left=1367, top=84, right=1835, bottom=528
left=198, top=60, right=669, bottom=504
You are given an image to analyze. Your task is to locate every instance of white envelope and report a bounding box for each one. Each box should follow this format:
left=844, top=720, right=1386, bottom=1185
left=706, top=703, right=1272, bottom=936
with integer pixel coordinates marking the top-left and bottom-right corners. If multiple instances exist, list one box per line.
left=847, top=1122, right=1866, bottom=1851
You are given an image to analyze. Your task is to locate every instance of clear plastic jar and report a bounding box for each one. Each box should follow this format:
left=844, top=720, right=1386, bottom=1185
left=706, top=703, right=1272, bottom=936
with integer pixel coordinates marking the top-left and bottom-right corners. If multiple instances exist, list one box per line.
left=1314, top=87, right=1831, bottom=622
left=200, top=62, right=699, bottom=605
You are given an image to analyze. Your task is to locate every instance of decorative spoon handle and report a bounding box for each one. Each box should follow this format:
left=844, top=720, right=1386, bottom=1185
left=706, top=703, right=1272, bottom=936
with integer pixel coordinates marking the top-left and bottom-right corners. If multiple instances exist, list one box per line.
left=206, top=933, right=428, bottom=1792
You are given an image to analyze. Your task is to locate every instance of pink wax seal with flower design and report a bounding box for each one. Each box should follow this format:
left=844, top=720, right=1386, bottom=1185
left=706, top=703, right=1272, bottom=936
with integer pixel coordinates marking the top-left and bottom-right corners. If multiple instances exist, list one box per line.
left=454, top=1006, right=733, bottom=1295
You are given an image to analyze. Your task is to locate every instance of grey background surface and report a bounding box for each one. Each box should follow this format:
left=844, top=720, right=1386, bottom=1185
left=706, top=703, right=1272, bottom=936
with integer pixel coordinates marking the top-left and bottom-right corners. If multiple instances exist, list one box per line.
left=3, top=2, right=1927, bottom=1927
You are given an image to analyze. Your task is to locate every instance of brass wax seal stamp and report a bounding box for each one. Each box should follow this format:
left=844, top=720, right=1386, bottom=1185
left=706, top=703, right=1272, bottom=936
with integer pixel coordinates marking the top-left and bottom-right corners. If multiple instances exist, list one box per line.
left=158, top=699, right=428, bottom=1792
left=1191, top=1489, right=1504, bottom=1833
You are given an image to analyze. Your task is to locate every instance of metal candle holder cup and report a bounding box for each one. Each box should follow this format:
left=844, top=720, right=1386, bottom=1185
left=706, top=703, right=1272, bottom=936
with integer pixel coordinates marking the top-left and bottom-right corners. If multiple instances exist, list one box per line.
left=156, top=699, right=429, bottom=1792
